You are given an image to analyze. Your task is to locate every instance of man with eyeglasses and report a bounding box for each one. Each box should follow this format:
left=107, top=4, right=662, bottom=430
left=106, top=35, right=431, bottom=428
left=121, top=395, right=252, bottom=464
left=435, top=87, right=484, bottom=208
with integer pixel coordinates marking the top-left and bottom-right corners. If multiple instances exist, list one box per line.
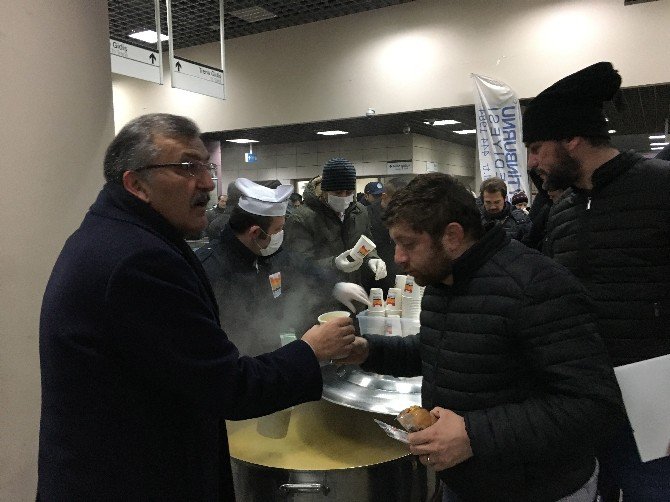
left=198, top=178, right=370, bottom=357
left=38, top=113, right=356, bottom=501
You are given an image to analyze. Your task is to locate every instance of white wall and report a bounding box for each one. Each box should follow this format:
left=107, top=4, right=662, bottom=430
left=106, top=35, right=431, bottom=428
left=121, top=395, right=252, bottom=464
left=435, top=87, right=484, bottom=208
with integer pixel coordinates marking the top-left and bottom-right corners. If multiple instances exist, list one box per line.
left=218, top=133, right=413, bottom=188
left=217, top=132, right=475, bottom=192
left=412, top=135, right=476, bottom=178
left=112, top=0, right=670, bottom=133
left=0, top=2, right=114, bottom=499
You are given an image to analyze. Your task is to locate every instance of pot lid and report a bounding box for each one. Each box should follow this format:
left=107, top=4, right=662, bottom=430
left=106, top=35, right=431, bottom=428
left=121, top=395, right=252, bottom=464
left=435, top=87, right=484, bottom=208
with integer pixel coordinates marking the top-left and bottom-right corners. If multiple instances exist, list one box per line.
left=321, top=364, right=421, bottom=416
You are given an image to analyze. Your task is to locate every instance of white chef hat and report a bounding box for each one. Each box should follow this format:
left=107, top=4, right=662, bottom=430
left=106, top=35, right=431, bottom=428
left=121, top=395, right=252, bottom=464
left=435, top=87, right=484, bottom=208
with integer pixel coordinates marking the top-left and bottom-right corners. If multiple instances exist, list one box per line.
left=235, top=178, right=294, bottom=217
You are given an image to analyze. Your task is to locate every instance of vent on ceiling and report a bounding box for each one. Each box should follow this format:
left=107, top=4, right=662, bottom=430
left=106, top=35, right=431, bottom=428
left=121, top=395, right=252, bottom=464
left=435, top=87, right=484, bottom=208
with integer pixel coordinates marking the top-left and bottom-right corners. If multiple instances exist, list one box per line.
left=229, top=6, right=277, bottom=23
left=624, top=0, right=659, bottom=5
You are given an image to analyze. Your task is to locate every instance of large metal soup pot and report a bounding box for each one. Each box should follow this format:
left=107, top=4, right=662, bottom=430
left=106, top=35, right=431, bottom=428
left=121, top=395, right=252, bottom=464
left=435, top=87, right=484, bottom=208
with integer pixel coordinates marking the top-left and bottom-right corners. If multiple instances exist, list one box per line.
left=226, top=399, right=429, bottom=501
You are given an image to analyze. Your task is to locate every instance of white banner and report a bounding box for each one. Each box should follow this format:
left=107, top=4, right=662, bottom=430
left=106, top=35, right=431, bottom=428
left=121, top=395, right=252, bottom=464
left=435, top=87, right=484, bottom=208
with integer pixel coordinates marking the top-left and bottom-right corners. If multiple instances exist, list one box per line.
left=471, top=73, right=529, bottom=199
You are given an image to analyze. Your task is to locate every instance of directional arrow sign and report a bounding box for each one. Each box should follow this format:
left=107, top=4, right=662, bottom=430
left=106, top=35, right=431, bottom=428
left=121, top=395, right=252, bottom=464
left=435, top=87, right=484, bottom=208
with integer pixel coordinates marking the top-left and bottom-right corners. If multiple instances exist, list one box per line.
left=110, top=38, right=161, bottom=84
left=171, top=57, right=225, bottom=100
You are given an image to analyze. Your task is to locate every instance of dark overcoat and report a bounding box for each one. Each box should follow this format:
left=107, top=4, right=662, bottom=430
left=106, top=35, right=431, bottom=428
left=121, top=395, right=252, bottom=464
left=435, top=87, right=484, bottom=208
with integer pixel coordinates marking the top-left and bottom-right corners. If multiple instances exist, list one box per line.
left=38, top=183, right=322, bottom=501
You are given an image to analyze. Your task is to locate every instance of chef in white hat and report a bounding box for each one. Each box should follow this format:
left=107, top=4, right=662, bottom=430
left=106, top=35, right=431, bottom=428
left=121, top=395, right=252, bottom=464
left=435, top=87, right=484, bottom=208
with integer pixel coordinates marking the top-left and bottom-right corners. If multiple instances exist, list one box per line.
left=198, top=178, right=370, bottom=356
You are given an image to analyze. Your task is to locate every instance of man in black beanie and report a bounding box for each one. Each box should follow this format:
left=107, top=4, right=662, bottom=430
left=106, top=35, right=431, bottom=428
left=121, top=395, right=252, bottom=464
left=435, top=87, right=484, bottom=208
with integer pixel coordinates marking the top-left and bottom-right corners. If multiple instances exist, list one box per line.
left=284, top=157, right=388, bottom=288
left=524, top=61, right=670, bottom=501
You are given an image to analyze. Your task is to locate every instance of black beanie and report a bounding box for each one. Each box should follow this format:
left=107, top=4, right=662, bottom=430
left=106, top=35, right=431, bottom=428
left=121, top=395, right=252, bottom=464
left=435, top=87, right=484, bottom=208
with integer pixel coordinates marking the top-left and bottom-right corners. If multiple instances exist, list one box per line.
left=511, top=191, right=528, bottom=205
left=321, top=157, right=357, bottom=191
left=523, top=62, right=622, bottom=143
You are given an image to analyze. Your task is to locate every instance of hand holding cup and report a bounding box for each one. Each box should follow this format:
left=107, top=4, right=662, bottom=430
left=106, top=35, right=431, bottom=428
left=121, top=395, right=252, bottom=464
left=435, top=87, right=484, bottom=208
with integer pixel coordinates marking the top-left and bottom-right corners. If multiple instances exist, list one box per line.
left=302, top=314, right=355, bottom=362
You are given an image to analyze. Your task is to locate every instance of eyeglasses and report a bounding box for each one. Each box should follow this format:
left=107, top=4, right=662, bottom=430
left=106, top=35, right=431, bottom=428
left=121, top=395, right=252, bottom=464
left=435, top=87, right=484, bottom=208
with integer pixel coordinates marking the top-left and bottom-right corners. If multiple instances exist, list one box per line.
left=136, top=161, right=218, bottom=179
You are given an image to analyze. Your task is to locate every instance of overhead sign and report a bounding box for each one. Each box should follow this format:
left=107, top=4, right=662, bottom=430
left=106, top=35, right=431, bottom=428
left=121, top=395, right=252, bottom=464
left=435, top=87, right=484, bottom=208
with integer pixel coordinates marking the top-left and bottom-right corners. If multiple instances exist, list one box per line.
left=172, top=57, right=225, bottom=100
left=110, top=38, right=161, bottom=84
left=387, top=160, right=413, bottom=175
left=245, top=152, right=257, bottom=163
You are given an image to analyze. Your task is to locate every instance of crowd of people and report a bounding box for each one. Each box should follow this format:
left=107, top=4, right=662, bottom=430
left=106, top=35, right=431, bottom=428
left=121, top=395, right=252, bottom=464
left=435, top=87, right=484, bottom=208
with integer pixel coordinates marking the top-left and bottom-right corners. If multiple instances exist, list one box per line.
left=38, top=61, right=669, bottom=501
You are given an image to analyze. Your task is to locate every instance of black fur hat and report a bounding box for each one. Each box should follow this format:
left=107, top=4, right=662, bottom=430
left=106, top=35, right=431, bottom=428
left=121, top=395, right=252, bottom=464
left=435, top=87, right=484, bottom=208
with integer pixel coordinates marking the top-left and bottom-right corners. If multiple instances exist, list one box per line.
left=523, top=62, right=622, bottom=143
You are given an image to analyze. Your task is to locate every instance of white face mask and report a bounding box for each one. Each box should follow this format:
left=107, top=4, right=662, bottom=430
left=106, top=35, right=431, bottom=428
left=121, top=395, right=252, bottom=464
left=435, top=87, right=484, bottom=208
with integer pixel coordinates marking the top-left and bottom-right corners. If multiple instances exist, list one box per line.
left=327, top=194, right=352, bottom=213
left=258, top=229, right=283, bottom=256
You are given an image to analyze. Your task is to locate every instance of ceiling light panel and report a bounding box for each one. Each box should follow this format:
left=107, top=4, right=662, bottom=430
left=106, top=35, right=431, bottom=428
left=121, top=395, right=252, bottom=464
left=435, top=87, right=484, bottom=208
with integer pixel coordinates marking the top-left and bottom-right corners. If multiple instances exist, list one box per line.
left=230, top=6, right=277, bottom=23
left=424, top=119, right=460, bottom=126
left=128, top=30, right=168, bottom=43
left=316, top=130, right=349, bottom=136
left=108, top=1, right=416, bottom=49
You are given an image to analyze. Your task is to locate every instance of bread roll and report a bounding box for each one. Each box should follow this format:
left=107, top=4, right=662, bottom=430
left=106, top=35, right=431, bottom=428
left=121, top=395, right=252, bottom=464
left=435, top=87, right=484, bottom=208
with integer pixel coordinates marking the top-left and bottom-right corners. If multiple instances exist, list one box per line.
left=396, top=406, right=436, bottom=432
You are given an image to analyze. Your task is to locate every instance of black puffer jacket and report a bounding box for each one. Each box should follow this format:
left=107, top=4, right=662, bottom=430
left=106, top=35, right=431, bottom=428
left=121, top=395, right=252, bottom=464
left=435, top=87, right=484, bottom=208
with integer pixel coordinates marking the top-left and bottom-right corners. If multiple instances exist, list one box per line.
left=544, top=152, right=670, bottom=366
left=480, top=201, right=531, bottom=241
left=362, top=225, right=623, bottom=502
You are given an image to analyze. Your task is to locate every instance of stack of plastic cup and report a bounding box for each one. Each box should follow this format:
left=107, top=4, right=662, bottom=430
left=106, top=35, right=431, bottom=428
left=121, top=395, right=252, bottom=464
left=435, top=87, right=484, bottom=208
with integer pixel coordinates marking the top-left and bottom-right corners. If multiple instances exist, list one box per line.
left=401, top=277, right=423, bottom=320
left=368, top=288, right=386, bottom=315
left=394, top=275, right=407, bottom=294
left=385, top=287, right=402, bottom=316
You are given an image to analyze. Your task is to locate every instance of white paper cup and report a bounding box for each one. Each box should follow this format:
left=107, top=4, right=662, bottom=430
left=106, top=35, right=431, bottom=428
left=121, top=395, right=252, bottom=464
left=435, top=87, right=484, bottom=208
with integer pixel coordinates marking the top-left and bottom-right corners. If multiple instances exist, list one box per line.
left=385, top=308, right=402, bottom=317
left=317, top=311, right=351, bottom=324
left=256, top=408, right=292, bottom=439
left=279, top=332, right=297, bottom=347
left=357, top=310, right=386, bottom=336
left=369, top=288, right=385, bottom=310
left=349, top=234, right=376, bottom=261
left=385, top=288, right=402, bottom=309
left=403, top=275, right=415, bottom=295
left=394, top=275, right=407, bottom=292
left=384, top=316, right=402, bottom=336
left=317, top=311, right=351, bottom=360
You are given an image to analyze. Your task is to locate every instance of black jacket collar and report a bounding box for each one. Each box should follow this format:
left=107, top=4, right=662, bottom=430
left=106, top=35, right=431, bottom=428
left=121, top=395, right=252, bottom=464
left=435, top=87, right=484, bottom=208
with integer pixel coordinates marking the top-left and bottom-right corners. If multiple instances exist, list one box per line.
left=450, top=223, right=509, bottom=287
left=590, top=151, right=641, bottom=192
left=218, top=224, right=269, bottom=269
left=93, top=183, right=219, bottom=317
left=482, top=202, right=512, bottom=222
left=94, top=182, right=186, bottom=246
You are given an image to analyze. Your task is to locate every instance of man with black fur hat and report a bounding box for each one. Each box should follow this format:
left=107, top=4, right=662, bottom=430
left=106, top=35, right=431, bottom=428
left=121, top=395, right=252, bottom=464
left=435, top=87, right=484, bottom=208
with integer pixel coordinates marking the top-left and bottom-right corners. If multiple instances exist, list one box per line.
left=284, top=157, right=387, bottom=287
left=524, top=61, right=670, bottom=501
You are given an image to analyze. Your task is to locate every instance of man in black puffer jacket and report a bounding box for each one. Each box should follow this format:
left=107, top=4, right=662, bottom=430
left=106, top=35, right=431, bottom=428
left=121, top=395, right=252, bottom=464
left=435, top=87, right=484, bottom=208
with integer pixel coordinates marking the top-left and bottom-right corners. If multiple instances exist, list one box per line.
left=478, top=177, right=531, bottom=241
left=524, top=61, right=670, bottom=501
left=339, top=173, right=624, bottom=502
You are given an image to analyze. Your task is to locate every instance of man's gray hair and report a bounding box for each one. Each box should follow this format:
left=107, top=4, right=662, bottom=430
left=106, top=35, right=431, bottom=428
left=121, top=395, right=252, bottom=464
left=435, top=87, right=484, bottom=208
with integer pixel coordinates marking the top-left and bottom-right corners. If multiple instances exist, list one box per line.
left=385, top=174, right=417, bottom=197
left=103, top=113, right=201, bottom=183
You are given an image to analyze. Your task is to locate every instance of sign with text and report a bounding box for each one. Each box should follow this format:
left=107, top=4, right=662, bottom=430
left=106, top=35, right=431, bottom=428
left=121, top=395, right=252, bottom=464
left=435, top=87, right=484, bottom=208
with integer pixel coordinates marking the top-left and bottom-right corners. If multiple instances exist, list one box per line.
left=110, top=38, right=161, bottom=84
left=471, top=74, right=529, bottom=198
left=172, top=57, right=225, bottom=100
left=245, top=152, right=257, bottom=163
left=387, top=160, right=412, bottom=175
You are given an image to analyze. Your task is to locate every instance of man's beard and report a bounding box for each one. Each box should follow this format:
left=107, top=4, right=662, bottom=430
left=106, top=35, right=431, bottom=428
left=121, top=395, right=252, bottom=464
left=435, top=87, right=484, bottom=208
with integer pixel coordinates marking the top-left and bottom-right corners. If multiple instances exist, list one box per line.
left=410, top=241, right=453, bottom=286
left=543, top=144, right=581, bottom=190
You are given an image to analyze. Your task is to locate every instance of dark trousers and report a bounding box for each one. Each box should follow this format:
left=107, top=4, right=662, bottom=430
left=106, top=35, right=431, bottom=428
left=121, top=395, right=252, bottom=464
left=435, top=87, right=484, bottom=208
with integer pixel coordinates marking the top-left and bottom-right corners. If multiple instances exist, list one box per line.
left=598, top=421, right=670, bottom=502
